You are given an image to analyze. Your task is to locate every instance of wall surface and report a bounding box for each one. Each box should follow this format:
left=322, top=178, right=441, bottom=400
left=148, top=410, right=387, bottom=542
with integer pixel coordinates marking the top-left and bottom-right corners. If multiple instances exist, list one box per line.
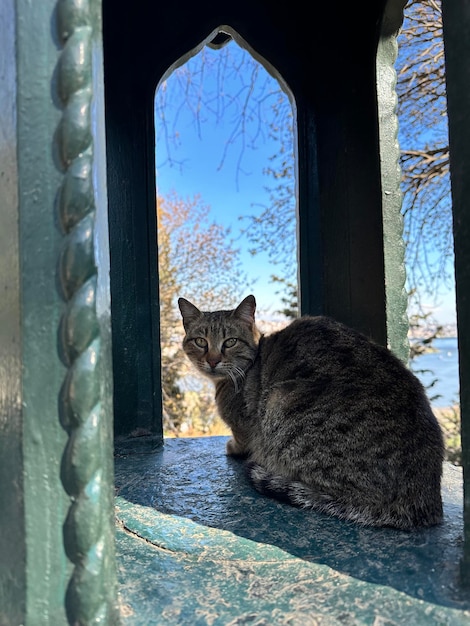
left=0, top=0, right=118, bottom=623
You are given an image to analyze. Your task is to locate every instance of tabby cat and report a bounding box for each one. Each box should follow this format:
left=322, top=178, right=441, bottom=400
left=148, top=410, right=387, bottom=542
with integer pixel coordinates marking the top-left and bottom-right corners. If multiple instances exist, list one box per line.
left=178, top=295, right=444, bottom=529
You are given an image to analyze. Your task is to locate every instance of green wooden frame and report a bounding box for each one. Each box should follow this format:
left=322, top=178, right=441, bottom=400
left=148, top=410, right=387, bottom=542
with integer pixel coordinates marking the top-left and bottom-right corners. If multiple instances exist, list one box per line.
left=1, top=0, right=470, bottom=623
left=103, top=0, right=410, bottom=449
left=442, top=0, right=470, bottom=583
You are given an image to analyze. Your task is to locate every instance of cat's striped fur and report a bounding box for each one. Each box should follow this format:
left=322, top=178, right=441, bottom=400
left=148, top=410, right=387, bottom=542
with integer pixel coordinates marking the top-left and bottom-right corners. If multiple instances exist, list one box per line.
left=178, top=295, right=444, bottom=529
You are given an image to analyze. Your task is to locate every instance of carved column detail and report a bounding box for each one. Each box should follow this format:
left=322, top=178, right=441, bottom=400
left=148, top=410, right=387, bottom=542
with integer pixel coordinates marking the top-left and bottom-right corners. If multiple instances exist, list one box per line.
left=377, top=3, right=410, bottom=363
left=54, top=0, right=115, bottom=622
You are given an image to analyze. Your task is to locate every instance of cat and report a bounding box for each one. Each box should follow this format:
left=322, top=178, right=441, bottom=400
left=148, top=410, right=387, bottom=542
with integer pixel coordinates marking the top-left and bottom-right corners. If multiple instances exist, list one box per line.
left=178, top=294, right=444, bottom=529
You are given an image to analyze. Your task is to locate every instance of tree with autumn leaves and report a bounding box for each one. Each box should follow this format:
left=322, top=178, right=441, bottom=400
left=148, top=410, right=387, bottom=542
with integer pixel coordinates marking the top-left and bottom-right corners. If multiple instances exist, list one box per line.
left=157, top=192, right=248, bottom=433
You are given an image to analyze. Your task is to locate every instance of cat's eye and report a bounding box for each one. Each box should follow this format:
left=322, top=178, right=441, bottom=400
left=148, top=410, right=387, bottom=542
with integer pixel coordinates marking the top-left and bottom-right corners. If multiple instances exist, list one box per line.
left=194, top=337, right=208, bottom=348
left=223, top=338, right=237, bottom=348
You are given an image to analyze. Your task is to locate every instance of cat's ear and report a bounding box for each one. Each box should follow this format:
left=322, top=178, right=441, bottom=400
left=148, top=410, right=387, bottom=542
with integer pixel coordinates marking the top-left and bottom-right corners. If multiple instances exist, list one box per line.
left=178, top=297, right=202, bottom=330
left=234, top=295, right=256, bottom=325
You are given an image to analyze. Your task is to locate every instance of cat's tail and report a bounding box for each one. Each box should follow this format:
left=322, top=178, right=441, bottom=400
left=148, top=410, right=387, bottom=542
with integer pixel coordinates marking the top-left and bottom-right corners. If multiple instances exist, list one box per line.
left=247, top=461, right=343, bottom=516
left=246, top=462, right=443, bottom=530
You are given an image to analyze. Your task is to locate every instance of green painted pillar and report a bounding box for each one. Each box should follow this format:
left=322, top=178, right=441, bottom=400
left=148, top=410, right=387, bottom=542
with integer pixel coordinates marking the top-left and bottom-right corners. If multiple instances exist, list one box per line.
left=377, top=0, right=410, bottom=364
left=0, top=2, right=28, bottom=621
left=442, top=0, right=470, bottom=585
left=0, top=0, right=118, bottom=623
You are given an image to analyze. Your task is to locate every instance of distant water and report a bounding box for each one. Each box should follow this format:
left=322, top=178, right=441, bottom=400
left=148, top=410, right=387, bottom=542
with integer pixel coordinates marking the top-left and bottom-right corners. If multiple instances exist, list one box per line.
left=411, top=337, right=460, bottom=407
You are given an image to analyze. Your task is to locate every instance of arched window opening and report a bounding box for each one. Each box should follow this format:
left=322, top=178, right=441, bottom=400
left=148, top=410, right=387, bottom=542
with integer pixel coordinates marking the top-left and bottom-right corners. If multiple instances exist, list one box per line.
left=154, top=27, right=297, bottom=438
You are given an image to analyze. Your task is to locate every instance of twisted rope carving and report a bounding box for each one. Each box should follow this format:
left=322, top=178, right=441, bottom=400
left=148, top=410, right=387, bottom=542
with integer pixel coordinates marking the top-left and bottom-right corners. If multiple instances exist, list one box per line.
left=55, top=1, right=114, bottom=622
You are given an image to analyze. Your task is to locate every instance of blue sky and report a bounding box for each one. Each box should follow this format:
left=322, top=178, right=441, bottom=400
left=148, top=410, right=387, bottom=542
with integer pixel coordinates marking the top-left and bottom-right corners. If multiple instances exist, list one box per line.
left=155, top=42, right=294, bottom=318
left=413, top=284, right=456, bottom=326
left=155, top=40, right=457, bottom=326
left=156, top=113, right=286, bottom=317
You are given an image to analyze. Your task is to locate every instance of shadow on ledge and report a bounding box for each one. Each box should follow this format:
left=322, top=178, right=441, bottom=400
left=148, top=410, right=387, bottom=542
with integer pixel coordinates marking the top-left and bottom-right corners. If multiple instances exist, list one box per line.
left=114, top=436, right=470, bottom=618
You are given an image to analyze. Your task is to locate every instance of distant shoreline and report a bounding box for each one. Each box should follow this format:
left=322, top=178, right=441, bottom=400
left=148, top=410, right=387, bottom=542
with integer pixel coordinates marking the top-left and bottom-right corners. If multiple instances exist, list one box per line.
left=260, top=315, right=458, bottom=341
left=409, top=325, right=457, bottom=340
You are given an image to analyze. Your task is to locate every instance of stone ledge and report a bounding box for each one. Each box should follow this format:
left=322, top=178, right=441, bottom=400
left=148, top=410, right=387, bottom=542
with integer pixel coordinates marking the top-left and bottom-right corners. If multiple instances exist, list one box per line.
left=115, top=436, right=470, bottom=624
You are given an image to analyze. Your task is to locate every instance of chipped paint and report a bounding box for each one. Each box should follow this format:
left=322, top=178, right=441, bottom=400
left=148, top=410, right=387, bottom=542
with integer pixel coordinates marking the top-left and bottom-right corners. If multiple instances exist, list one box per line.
left=115, top=437, right=470, bottom=624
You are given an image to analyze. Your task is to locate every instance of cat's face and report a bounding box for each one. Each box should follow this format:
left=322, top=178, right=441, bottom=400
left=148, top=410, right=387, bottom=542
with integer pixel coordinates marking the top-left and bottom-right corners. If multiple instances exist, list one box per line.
left=178, top=295, right=260, bottom=389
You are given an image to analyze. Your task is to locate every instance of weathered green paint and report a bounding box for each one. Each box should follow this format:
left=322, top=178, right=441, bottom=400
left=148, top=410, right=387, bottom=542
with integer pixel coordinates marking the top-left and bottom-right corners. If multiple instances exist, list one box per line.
left=377, top=0, right=410, bottom=363
left=55, top=0, right=118, bottom=622
left=0, top=0, right=118, bottom=623
left=0, top=1, right=25, bottom=622
left=115, top=437, right=470, bottom=624
left=102, top=0, right=164, bottom=444
left=0, top=1, right=70, bottom=623
left=442, top=0, right=470, bottom=585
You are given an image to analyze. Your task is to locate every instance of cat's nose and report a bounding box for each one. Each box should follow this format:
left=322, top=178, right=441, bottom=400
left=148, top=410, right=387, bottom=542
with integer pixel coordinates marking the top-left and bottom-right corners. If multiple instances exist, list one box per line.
left=207, top=356, right=221, bottom=369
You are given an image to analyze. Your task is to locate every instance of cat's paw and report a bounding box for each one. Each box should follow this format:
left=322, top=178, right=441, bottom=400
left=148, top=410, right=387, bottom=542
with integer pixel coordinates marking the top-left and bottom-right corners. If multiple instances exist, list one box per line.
left=226, top=437, right=249, bottom=458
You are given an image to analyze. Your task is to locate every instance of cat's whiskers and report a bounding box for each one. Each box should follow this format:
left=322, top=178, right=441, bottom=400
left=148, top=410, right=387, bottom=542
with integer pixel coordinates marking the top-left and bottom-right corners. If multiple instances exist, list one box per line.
left=195, top=360, right=245, bottom=391
left=224, top=363, right=246, bottom=393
